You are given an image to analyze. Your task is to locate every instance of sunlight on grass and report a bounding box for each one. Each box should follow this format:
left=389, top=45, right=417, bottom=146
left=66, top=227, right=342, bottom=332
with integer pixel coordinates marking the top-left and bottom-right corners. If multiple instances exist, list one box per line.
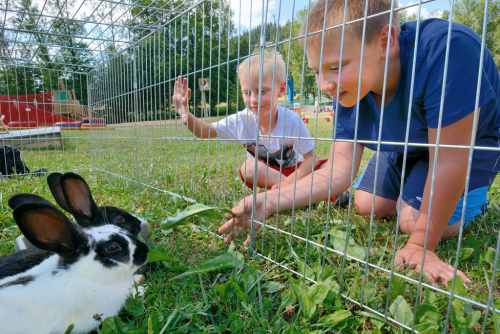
left=0, top=122, right=499, bottom=333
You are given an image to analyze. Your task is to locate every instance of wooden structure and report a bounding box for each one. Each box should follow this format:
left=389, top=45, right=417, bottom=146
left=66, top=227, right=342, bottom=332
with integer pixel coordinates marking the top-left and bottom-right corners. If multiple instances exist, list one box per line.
left=52, top=79, right=89, bottom=120
left=198, top=78, right=210, bottom=119
left=0, top=115, right=9, bottom=133
left=0, top=126, right=63, bottom=149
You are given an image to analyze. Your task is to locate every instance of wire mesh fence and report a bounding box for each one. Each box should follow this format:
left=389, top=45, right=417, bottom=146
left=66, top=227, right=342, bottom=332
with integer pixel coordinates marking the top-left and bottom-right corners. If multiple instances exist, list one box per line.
left=1, top=0, right=500, bottom=332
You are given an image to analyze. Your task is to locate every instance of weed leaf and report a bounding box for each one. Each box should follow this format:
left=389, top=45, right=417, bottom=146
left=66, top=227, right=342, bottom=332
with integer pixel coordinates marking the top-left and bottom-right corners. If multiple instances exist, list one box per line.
left=147, top=248, right=175, bottom=263
left=389, top=295, right=413, bottom=327
left=100, top=316, right=128, bottom=334
left=303, top=282, right=330, bottom=318
left=161, top=203, right=235, bottom=230
left=414, top=323, right=440, bottom=332
left=389, top=275, right=407, bottom=301
left=261, top=281, right=283, bottom=294
left=449, top=276, right=468, bottom=328
left=356, top=311, right=389, bottom=330
left=318, top=310, right=352, bottom=326
left=289, top=278, right=306, bottom=304
left=486, top=247, right=500, bottom=271
left=280, top=288, right=296, bottom=309
left=328, top=227, right=366, bottom=260
left=100, top=317, right=120, bottom=334
left=450, top=248, right=474, bottom=264
left=297, top=260, right=315, bottom=279
left=215, top=280, right=247, bottom=302
left=170, top=251, right=244, bottom=280
left=417, top=330, right=441, bottom=334
left=124, top=296, right=145, bottom=317
left=465, top=311, right=481, bottom=328
left=416, top=304, right=439, bottom=326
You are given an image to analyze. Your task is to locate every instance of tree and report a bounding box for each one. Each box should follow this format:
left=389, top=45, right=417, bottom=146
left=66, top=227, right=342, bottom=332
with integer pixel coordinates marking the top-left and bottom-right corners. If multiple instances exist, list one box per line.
left=443, top=0, right=500, bottom=67
left=117, top=0, right=235, bottom=121
left=281, top=6, right=320, bottom=104
left=0, top=0, right=91, bottom=104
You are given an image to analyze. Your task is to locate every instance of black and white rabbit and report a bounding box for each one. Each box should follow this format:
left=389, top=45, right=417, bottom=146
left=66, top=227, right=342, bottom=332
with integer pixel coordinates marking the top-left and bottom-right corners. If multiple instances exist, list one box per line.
left=2, top=172, right=151, bottom=280
left=46, top=172, right=146, bottom=236
left=0, top=202, right=149, bottom=334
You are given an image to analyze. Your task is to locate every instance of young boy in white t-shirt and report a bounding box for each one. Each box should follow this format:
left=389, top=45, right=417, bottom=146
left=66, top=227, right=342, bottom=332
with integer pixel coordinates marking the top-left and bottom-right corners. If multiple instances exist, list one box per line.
left=173, top=51, right=326, bottom=190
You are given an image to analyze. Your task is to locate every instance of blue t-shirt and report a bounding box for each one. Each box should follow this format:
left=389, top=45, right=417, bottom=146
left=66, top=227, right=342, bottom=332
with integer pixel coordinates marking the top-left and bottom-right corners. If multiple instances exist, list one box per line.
left=334, top=19, right=500, bottom=172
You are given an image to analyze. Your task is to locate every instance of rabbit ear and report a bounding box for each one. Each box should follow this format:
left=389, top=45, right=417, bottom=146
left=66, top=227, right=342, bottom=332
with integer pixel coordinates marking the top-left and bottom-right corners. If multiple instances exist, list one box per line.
left=8, top=194, right=54, bottom=210
left=47, top=172, right=73, bottom=213
left=13, top=203, right=87, bottom=258
left=59, top=173, right=103, bottom=228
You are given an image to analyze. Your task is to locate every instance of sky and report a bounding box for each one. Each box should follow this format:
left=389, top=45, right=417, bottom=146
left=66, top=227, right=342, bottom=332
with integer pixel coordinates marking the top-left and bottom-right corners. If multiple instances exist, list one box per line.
left=227, top=0, right=453, bottom=30
left=29, top=0, right=453, bottom=32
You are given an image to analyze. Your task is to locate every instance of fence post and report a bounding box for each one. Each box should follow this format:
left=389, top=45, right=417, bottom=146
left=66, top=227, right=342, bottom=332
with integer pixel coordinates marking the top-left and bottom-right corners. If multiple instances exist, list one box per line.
left=132, top=46, right=140, bottom=185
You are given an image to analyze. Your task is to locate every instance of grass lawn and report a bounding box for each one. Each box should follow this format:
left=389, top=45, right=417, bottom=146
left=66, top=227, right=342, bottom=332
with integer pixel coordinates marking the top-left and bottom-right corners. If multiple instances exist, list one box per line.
left=1, top=118, right=499, bottom=333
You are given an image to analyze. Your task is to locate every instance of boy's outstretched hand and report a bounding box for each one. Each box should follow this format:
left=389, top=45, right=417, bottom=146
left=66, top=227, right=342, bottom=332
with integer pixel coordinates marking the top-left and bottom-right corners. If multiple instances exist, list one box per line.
left=173, top=76, right=191, bottom=124
left=218, top=193, right=276, bottom=246
left=396, top=242, right=471, bottom=288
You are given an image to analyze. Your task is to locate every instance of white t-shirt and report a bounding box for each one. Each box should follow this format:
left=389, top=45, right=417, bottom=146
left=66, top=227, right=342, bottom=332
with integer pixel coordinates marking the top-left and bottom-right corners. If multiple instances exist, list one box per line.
left=212, top=106, right=315, bottom=168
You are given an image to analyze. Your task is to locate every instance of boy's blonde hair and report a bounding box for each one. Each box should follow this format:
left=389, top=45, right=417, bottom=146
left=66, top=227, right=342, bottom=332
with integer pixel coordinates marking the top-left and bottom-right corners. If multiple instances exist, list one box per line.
left=299, top=0, right=400, bottom=47
left=238, top=51, right=286, bottom=84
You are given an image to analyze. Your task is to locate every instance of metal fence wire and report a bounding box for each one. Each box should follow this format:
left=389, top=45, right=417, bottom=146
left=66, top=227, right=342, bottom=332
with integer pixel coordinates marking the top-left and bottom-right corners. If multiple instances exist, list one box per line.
left=1, top=0, right=499, bottom=332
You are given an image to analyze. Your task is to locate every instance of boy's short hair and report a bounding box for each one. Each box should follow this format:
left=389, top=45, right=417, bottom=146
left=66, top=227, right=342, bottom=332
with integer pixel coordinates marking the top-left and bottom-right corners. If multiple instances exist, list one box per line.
left=299, top=0, right=400, bottom=47
left=238, top=51, right=286, bottom=84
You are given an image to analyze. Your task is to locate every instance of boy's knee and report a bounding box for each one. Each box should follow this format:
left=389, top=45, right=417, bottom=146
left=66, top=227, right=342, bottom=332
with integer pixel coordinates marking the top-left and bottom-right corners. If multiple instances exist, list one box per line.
left=353, top=189, right=397, bottom=218
left=354, top=202, right=372, bottom=217
left=239, top=159, right=256, bottom=180
left=353, top=191, right=372, bottom=217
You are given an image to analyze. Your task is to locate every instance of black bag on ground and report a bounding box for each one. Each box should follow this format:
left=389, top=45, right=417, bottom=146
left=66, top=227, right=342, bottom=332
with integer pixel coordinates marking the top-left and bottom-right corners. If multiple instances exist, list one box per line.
left=0, top=145, right=30, bottom=176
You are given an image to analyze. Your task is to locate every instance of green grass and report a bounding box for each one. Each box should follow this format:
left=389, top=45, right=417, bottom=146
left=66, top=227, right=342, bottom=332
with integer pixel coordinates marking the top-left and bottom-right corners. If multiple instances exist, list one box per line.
left=0, top=120, right=499, bottom=333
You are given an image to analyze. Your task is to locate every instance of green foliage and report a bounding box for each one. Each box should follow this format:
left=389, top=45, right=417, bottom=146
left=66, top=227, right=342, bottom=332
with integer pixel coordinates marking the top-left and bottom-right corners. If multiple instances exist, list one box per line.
left=280, top=7, right=324, bottom=103
left=443, top=0, right=500, bottom=67
left=161, top=203, right=235, bottom=230
left=303, top=282, right=330, bottom=318
left=389, top=295, right=413, bottom=328
left=147, top=248, right=175, bottom=263
left=171, top=251, right=244, bottom=280
left=328, top=226, right=366, bottom=260
left=1, top=116, right=498, bottom=333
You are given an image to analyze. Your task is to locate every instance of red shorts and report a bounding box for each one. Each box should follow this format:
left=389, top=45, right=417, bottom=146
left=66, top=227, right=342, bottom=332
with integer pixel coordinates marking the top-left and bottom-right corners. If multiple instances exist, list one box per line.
left=239, top=158, right=328, bottom=189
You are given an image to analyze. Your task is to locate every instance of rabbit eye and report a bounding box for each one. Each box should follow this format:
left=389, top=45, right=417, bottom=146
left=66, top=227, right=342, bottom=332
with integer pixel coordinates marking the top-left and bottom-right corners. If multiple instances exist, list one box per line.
left=115, top=216, right=125, bottom=223
left=106, top=242, right=121, bottom=252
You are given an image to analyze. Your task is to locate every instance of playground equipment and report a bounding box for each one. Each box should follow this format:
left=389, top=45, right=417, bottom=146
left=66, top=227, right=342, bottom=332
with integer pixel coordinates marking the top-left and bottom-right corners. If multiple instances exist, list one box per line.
left=294, top=103, right=300, bottom=114
left=0, top=115, right=9, bottom=133
left=52, top=79, right=89, bottom=120
left=286, top=79, right=294, bottom=104
left=0, top=79, right=89, bottom=129
left=55, top=117, right=112, bottom=130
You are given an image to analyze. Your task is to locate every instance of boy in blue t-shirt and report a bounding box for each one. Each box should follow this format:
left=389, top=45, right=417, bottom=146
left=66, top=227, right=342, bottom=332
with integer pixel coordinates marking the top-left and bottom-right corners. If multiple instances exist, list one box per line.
left=218, top=0, right=500, bottom=287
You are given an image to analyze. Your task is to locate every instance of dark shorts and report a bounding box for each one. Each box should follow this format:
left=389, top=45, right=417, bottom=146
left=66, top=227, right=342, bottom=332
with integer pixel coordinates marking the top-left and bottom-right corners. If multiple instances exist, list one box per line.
left=240, top=158, right=329, bottom=189
left=353, top=150, right=498, bottom=227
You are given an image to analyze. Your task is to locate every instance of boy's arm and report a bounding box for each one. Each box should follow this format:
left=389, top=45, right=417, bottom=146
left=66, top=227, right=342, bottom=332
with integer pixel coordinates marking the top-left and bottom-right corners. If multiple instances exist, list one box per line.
left=173, top=77, right=217, bottom=139
left=219, top=141, right=364, bottom=245
left=396, top=111, right=478, bottom=286
left=273, top=149, right=318, bottom=189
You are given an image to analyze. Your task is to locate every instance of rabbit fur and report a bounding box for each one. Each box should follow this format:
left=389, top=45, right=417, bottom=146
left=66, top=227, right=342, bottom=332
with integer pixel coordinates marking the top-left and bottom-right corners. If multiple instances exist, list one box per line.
left=0, top=202, right=149, bottom=334
left=1, top=172, right=149, bottom=280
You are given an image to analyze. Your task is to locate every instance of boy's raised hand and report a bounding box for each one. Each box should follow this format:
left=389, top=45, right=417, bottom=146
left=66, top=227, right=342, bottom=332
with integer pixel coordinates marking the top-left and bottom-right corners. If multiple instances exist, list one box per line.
left=173, top=76, right=191, bottom=124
